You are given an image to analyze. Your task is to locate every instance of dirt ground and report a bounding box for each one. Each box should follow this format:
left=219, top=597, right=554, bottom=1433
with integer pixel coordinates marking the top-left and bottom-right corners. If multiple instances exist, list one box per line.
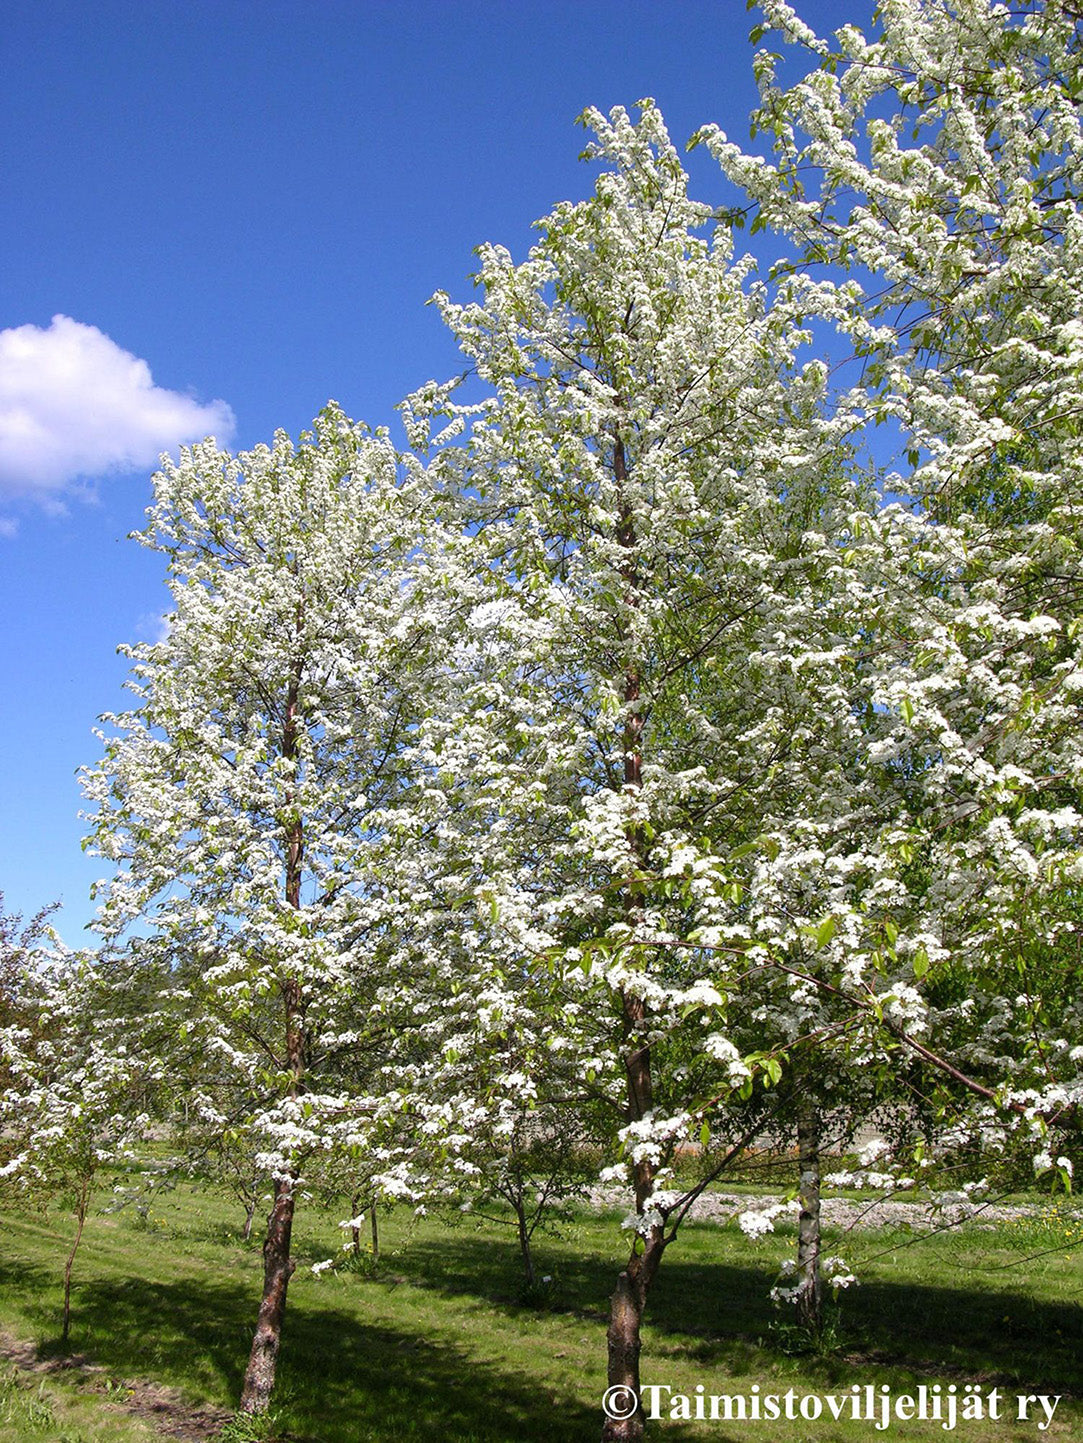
left=0, top=1331, right=232, bottom=1441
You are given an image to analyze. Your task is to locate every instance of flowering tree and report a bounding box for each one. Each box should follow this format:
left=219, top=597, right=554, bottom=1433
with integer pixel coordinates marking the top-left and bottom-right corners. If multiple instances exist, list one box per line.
left=80, top=404, right=441, bottom=1415
left=700, top=0, right=1083, bottom=1176
left=406, top=101, right=921, bottom=1441
left=56, top=15, right=1083, bottom=1429
left=0, top=933, right=151, bottom=1344
left=0, top=894, right=57, bottom=1085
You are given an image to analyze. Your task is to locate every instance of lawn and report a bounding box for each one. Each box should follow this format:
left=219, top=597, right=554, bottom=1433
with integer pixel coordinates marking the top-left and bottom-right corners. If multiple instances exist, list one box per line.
left=0, top=1175, right=1080, bottom=1441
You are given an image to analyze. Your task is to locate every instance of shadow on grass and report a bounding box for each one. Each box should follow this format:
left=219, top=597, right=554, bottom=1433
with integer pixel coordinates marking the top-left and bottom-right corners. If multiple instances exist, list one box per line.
left=386, top=1230, right=1083, bottom=1395
left=0, top=1256, right=597, bottom=1443
left=3, top=1224, right=1082, bottom=1441
left=837, top=1269, right=1083, bottom=1393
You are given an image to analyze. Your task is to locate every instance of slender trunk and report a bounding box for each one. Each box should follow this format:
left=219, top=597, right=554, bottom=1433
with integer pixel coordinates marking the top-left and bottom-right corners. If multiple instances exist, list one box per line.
left=603, top=1229, right=666, bottom=1443
left=514, top=1195, right=536, bottom=1288
left=240, top=648, right=306, bottom=1413
left=242, top=1195, right=258, bottom=1244
left=351, top=1189, right=364, bottom=1256
left=61, top=1173, right=91, bottom=1345
left=603, top=978, right=668, bottom=1442
left=370, top=1197, right=379, bottom=1262
left=794, top=1097, right=822, bottom=1334
left=239, top=1176, right=297, bottom=1412
left=602, top=433, right=667, bottom=1442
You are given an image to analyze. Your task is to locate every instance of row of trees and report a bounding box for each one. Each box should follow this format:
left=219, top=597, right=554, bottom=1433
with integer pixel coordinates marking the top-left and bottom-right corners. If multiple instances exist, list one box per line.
left=4, top=4, right=1083, bottom=1440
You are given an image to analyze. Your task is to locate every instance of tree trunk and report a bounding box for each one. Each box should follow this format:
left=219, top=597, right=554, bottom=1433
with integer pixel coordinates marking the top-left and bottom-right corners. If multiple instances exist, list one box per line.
left=602, top=977, right=666, bottom=1442
left=370, top=1197, right=379, bottom=1262
left=603, top=1225, right=666, bottom=1443
left=239, top=1176, right=297, bottom=1413
left=599, top=432, right=668, bottom=1441
left=351, top=1189, right=363, bottom=1256
left=514, top=1195, right=536, bottom=1288
left=61, top=1173, right=90, bottom=1345
left=242, top=1194, right=258, bottom=1243
left=794, top=1096, right=822, bottom=1334
left=239, top=653, right=306, bottom=1414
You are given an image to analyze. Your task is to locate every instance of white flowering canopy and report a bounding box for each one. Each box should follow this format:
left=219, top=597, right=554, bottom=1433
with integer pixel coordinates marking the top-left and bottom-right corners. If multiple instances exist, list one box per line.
left=398, top=101, right=944, bottom=1214
left=699, top=0, right=1083, bottom=1167
left=80, top=404, right=447, bottom=1182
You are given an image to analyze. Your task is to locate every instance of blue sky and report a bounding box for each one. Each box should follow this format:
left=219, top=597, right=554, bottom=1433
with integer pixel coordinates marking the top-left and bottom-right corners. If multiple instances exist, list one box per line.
left=2, top=0, right=868, bottom=943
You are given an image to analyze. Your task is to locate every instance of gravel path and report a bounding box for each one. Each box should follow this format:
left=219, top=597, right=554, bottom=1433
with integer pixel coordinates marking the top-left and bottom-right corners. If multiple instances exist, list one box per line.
left=585, top=1187, right=1056, bottom=1231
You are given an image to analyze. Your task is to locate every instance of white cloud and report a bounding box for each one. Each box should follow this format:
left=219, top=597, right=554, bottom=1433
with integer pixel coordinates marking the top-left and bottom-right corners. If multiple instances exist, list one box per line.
left=0, top=315, right=236, bottom=503
left=135, top=611, right=172, bottom=643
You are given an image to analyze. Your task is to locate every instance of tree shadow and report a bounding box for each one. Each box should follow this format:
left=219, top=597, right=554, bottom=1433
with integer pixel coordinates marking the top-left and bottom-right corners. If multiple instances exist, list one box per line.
left=3, top=1224, right=1081, bottom=1440
left=386, top=1229, right=1083, bottom=1397
left=0, top=1255, right=597, bottom=1442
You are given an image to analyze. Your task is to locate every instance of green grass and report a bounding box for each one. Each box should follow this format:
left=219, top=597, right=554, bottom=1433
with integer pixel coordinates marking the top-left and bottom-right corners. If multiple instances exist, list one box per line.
left=1, top=1179, right=1081, bottom=1441
left=0, top=1360, right=160, bottom=1443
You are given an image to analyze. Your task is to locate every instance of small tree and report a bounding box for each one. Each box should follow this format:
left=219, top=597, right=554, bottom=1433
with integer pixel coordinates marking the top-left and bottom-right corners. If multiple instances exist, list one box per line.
left=448, top=1029, right=603, bottom=1294
left=0, top=940, right=151, bottom=1344
left=81, top=404, right=440, bottom=1415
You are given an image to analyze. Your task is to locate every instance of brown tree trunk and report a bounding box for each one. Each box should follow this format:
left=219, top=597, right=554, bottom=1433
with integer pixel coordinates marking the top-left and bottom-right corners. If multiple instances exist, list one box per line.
left=514, top=1195, right=536, bottom=1288
left=794, top=1096, right=822, bottom=1334
left=61, top=1173, right=90, bottom=1345
left=242, top=1195, right=258, bottom=1243
left=602, top=975, right=668, bottom=1442
left=239, top=650, right=306, bottom=1414
left=239, top=1176, right=297, bottom=1413
left=351, top=1189, right=364, bottom=1256
left=601, top=433, right=668, bottom=1441
left=603, top=1222, right=667, bottom=1442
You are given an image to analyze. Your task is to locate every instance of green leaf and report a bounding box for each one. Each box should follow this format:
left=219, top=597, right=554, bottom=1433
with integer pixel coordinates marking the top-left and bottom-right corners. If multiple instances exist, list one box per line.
left=816, top=915, right=837, bottom=948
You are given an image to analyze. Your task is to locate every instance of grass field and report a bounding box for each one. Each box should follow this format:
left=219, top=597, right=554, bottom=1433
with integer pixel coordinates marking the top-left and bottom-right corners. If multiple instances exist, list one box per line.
left=1, top=1176, right=1081, bottom=1442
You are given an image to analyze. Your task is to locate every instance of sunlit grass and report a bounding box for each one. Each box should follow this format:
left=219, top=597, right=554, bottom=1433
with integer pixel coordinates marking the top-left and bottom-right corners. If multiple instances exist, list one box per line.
left=0, top=1361, right=159, bottom=1443
left=1, top=1176, right=1081, bottom=1440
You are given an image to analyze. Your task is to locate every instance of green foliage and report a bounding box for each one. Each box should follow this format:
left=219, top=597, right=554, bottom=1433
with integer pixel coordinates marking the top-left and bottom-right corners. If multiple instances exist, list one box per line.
left=766, top=1301, right=845, bottom=1358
